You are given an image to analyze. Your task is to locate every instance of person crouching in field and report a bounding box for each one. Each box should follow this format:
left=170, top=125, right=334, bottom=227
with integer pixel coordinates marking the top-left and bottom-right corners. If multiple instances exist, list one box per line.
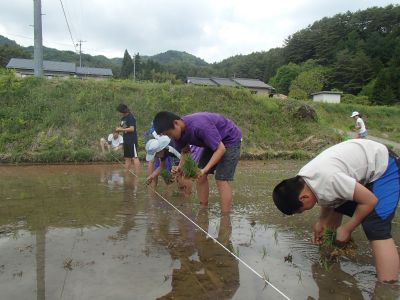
left=100, top=128, right=123, bottom=154
left=145, top=136, right=200, bottom=193
left=153, top=111, right=242, bottom=213
left=115, top=104, right=140, bottom=174
left=273, top=139, right=400, bottom=282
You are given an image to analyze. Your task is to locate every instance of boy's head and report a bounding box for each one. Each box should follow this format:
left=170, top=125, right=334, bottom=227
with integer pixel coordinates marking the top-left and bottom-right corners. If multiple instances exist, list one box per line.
left=272, top=176, right=317, bottom=215
left=153, top=111, right=183, bottom=140
left=112, top=128, right=119, bottom=138
left=117, top=103, right=129, bottom=114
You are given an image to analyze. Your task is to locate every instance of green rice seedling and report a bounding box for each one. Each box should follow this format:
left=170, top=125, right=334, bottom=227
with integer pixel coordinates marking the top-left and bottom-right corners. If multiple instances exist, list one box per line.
left=159, top=169, right=174, bottom=184
left=181, top=153, right=200, bottom=179
left=320, top=228, right=357, bottom=262
left=321, top=228, right=336, bottom=247
left=262, top=246, right=267, bottom=259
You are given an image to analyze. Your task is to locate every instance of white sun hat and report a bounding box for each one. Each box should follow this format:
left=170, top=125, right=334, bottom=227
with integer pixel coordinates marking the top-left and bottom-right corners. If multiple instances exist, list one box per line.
left=145, top=136, right=171, bottom=161
left=350, top=111, right=359, bottom=118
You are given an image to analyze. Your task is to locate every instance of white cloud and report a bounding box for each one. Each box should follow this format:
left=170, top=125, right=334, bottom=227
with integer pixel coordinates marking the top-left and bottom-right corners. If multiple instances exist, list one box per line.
left=0, top=0, right=398, bottom=62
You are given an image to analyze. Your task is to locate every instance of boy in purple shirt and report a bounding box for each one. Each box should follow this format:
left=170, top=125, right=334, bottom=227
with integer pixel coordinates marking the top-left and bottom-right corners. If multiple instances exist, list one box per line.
left=153, top=111, right=242, bottom=212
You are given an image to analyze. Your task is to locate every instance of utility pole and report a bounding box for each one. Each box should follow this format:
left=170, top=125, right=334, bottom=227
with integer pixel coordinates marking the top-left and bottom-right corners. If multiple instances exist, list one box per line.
left=76, top=40, right=87, bottom=67
left=133, top=54, right=136, bottom=80
left=33, top=0, right=43, bottom=77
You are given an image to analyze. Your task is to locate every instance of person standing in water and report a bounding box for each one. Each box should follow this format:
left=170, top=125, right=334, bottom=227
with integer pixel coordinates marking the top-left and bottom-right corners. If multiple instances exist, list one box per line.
left=351, top=111, right=367, bottom=139
left=116, top=103, right=140, bottom=174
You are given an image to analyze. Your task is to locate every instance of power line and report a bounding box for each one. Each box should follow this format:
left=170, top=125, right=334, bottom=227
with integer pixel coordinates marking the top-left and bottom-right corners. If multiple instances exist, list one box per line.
left=59, top=0, right=77, bottom=52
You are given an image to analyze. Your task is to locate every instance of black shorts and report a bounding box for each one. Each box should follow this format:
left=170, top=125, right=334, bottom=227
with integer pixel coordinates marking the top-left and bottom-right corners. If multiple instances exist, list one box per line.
left=198, top=142, right=241, bottom=181
left=335, top=201, right=395, bottom=241
left=335, top=153, right=400, bottom=241
left=123, top=141, right=138, bottom=158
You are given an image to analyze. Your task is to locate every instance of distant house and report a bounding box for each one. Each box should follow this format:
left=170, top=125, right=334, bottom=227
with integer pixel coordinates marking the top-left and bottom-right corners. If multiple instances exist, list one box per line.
left=311, top=91, right=342, bottom=104
left=6, top=58, right=113, bottom=80
left=187, top=76, right=275, bottom=95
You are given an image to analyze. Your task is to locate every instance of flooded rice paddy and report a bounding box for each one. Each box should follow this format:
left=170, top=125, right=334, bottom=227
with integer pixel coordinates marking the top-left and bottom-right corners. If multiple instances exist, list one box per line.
left=0, top=161, right=399, bottom=300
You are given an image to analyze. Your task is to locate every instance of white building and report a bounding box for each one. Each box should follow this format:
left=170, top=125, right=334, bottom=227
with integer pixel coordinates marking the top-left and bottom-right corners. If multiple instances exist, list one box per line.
left=311, top=91, right=342, bottom=104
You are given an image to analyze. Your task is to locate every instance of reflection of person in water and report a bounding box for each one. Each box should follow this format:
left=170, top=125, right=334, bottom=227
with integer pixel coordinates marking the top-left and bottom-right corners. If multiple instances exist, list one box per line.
left=309, top=261, right=363, bottom=300
left=158, top=209, right=240, bottom=299
left=115, top=172, right=138, bottom=239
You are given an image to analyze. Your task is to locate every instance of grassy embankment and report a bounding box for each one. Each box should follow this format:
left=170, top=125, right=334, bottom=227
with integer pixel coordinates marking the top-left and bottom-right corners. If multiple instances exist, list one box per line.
left=0, top=71, right=399, bottom=163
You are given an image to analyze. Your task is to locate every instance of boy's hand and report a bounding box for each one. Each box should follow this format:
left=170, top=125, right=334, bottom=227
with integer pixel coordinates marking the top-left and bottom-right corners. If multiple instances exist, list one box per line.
left=311, top=220, right=324, bottom=244
left=146, top=175, right=155, bottom=185
left=171, top=166, right=180, bottom=174
left=197, top=169, right=206, bottom=178
left=115, top=127, right=124, bottom=132
left=335, top=225, right=351, bottom=245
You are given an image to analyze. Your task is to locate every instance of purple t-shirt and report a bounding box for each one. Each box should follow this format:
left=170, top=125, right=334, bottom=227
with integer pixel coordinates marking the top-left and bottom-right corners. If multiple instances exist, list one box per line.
left=175, top=112, right=242, bottom=152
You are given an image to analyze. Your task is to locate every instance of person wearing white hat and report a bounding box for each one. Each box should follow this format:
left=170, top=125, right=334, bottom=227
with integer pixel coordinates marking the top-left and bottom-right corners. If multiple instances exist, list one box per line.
left=145, top=136, right=181, bottom=186
left=351, top=111, right=367, bottom=138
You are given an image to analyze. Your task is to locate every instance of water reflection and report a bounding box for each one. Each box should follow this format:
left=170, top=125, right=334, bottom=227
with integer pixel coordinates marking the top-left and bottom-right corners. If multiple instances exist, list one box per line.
left=0, top=163, right=399, bottom=299
left=153, top=207, right=239, bottom=299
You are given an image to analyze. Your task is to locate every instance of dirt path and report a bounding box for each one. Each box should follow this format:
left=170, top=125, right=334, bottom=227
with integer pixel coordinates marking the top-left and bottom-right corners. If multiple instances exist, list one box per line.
left=348, top=131, right=400, bottom=150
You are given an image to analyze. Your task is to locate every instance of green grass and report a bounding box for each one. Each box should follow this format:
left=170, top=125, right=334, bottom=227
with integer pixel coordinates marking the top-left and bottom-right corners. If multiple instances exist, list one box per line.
left=0, top=70, right=399, bottom=163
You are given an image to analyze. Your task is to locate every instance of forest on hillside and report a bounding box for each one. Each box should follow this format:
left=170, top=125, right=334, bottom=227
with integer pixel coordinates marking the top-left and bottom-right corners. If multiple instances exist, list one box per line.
left=1, top=5, right=399, bottom=104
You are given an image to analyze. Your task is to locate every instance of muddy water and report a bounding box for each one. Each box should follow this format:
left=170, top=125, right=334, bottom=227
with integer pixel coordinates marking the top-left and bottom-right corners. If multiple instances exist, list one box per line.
left=0, top=161, right=399, bottom=300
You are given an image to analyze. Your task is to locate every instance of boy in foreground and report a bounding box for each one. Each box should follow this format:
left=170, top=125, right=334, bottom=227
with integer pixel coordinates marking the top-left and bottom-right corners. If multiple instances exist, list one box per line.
left=153, top=111, right=242, bottom=213
left=273, top=139, right=399, bottom=282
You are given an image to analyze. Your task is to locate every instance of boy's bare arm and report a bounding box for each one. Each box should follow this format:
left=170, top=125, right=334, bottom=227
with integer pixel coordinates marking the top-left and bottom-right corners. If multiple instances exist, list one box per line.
left=201, top=142, right=226, bottom=174
left=336, top=182, right=377, bottom=242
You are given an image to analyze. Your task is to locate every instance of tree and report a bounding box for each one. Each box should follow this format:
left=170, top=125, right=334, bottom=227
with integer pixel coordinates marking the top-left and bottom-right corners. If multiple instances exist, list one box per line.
left=0, top=44, right=31, bottom=67
left=289, top=68, right=327, bottom=100
left=134, top=53, right=141, bottom=77
left=269, top=63, right=302, bottom=94
left=120, top=49, right=133, bottom=79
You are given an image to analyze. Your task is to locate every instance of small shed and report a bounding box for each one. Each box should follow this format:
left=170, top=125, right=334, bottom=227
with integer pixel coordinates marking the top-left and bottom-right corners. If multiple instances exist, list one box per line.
left=311, top=91, right=342, bottom=104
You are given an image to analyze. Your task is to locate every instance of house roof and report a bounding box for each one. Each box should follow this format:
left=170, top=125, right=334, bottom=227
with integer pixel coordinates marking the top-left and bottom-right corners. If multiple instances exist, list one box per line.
left=187, top=76, right=275, bottom=90
left=187, top=77, right=217, bottom=86
left=232, top=78, right=274, bottom=89
left=7, top=58, right=76, bottom=73
left=311, top=91, right=343, bottom=96
left=76, top=66, right=113, bottom=76
left=6, top=58, right=113, bottom=77
left=210, top=77, right=239, bottom=87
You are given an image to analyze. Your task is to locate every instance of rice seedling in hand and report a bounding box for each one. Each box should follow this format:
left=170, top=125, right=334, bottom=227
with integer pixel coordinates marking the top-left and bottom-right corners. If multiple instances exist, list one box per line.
left=181, top=153, right=200, bottom=179
left=320, top=228, right=357, bottom=262
left=159, top=169, right=175, bottom=184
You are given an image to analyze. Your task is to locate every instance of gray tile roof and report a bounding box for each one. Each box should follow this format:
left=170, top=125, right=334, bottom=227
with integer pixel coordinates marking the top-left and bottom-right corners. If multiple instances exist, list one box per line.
left=232, top=78, right=274, bottom=89
left=187, top=76, right=274, bottom=90
left=76, top=66, right=113, bottom=76
left=187, top=77, right=217, bottom=86
left=6, top=58, right=112, bottom=77
left=210, top=77, right=239, bottom=87
left=7, top=58, right=76, bottom=73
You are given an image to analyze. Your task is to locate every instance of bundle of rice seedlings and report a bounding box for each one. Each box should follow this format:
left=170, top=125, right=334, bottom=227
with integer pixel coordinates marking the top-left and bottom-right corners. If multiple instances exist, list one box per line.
left=320, top=228, right=357, bottom=262
left=160, top=169, right=175, bottom=185
left=181, top=153, right=200, bottom=179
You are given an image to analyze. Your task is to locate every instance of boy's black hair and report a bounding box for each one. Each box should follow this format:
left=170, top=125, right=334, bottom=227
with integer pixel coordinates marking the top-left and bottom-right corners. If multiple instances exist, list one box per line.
left=272, top=176, right=305, bottom=215
left=116, top=103, right=129, bottom=113
left=153, top=111, right=181, bottom=134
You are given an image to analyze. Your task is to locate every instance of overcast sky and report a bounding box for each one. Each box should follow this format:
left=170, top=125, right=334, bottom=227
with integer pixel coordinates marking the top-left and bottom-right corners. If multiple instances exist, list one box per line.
left=0, top=0, right=398, bottom=63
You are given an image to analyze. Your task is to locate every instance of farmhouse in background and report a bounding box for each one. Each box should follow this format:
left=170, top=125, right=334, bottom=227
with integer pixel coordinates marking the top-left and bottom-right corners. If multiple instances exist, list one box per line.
left=311, top=91, right=342, bottom=104
left=187, top=76, right=275, bottom=95
left=6, top=58, right=113, bottom=80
